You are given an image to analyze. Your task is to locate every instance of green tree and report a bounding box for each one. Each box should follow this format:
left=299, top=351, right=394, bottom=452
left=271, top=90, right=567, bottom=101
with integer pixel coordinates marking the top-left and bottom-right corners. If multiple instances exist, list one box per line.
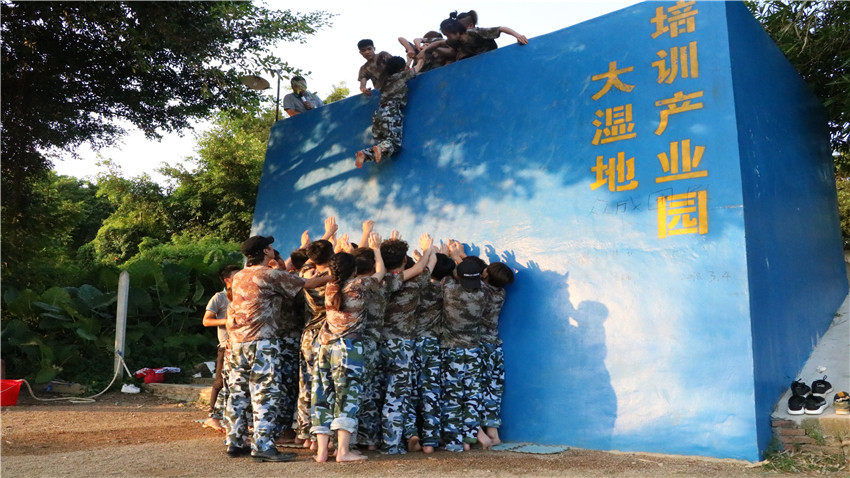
left=90, top=161, right=172, bottom=264
left=0, top=171, right=113, bottom=291
left=324, top=82, right=351, bottom=104
left=159, top=107, right=275, bottom=242
left=1, top=1, right=330, bottom=211
left=747, top=1, right=850, bottom=157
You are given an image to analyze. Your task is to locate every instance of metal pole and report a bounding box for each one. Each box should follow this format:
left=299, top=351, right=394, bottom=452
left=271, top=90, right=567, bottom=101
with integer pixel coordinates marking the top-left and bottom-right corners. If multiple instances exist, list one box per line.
left=275, top=75, right=281, bottom=121
left=114, top=271, right=130, bottom=380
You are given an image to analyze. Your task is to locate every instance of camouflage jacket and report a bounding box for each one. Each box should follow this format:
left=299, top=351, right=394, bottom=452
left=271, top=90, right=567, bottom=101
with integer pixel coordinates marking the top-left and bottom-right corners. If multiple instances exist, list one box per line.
left=227, top=266, right=305, bottom=343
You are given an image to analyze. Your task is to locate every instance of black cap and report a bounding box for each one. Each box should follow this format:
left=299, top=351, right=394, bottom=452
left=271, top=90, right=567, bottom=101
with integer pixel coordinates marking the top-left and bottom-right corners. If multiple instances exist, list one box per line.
left=241, top=235, right=274, bottom=257
left=456, top=259, right=484, bottom=289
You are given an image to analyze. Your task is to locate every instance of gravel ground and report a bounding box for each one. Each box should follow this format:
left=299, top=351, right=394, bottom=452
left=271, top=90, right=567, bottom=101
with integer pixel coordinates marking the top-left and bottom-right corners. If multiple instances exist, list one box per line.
left=1, top=390, right=768, bottom=477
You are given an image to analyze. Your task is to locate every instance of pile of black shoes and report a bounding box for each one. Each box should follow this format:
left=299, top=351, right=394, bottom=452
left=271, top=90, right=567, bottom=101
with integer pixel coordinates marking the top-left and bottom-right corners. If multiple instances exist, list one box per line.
left=786, top=376, right=832, bottom=415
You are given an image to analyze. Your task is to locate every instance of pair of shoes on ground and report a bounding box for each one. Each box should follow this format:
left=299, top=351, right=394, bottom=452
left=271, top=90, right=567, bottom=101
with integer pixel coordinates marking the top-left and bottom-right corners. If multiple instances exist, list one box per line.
left=787, top=376, right=833, bottom=415
left=226, top=445, right=297, bottom=462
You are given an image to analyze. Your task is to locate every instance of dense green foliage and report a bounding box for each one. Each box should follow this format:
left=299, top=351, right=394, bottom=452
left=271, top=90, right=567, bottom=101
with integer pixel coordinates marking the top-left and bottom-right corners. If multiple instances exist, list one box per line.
left=1, top=0, right=330, bottom=240
left=747, top=1, right=850, bottom=158
left=1, top=250, right=241, bottom=386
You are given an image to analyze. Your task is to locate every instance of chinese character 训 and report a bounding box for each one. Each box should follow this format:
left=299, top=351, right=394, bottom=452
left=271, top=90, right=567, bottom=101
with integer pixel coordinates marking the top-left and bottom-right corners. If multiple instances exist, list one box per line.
left=656, top=139, right=707, bottom=183
left=653, top=41, right=699, bottom=84
left=657, top=190, right=708, bottom=238
left=591, top=61, right=635, bottom=101
left=592, top=104, right=637, bottom=145
left=651, top=1, right=698, bottom=39
left=654, top=90, right=704, bottom=135
left=591, top=152, right=638, bottom=192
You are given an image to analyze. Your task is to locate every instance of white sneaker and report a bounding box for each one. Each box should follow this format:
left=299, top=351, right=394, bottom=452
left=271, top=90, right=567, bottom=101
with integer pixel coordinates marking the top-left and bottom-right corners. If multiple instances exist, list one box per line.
left=121, top=384, right=141, bottom=394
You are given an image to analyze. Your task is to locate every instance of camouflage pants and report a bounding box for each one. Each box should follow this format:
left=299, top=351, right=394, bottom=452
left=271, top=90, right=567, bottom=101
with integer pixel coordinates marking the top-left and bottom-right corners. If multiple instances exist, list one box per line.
left=311, top=338, right=364, bottom=435
left=479, top=342, right=505, bottom=428
left=274, top=334, right=301, bottom=436
left=440, top=347, right=482, bottom=452
left=357, top=338, right=382, bottom=446
left=410, top=337, right=443, bottom=447
left=380, top=338, right=414, bottom=454
left=359, top=99, right=404, bottom=162
left=224, top=339, right=281, bottom=452
left=296, top=328, right=320, bottom=440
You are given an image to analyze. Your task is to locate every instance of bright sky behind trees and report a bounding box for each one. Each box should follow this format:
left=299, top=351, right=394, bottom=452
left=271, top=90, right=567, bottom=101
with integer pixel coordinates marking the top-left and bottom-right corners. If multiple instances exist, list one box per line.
left=53, top=0, right=637, bottom=183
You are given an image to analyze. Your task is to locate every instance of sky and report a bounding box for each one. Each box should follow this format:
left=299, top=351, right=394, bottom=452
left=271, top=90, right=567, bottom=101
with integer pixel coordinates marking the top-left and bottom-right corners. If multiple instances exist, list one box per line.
left=52, top=0, right=639, bottom=184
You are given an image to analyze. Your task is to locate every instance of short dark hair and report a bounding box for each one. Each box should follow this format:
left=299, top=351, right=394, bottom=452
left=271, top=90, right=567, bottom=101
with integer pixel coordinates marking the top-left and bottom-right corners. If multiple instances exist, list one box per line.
left=431, top=253, right=455, bottom=281
left=381, top=238, right=409, bottom=270
left=386, top=56, right=406, bottom=76
left=305, top=240, right=334, bottom=265
left=352, top=247, right=375, bottom=275
left=291, top=75, right=305, bottom=85
left=219, top=264, right=241, bottom=282
left=290, top=250, right=309, bottom=270
left=424, top=31, right=443, bottom=40
left=457, top=10, right=478, bottom=28
left=486, top=262, right=515, bottom=288
left=440, top=19, right=466, bottom=35
left=357, top=39, right=374, bottom=50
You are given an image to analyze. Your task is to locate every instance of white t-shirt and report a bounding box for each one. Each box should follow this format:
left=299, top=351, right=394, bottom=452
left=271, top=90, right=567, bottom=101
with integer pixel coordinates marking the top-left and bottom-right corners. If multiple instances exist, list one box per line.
left=206, top=290, right=229, bottom=347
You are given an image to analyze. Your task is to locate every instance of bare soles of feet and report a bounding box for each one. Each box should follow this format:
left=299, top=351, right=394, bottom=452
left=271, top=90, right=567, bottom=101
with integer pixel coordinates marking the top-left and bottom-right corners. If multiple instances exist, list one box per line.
left=408, top=436, right=422, bottom=452
left=423, top=445, right=435, bottom=454
left=486, top=428, right=501, bottom=446
left=355, top=151, right=366, bottom=169
left=373, top=145, right=382, bottom=163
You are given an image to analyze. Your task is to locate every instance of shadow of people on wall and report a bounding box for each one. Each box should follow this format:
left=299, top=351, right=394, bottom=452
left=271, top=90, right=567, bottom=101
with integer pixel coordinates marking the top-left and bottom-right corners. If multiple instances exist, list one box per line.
left=488, top=247, right=616, bottom=450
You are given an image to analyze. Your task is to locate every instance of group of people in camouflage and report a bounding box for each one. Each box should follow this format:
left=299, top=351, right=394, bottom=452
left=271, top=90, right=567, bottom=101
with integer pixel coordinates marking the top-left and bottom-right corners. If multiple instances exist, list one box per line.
left=353, top=10, right=528, bottom=168
left=203, top=217, right=514, bottom=462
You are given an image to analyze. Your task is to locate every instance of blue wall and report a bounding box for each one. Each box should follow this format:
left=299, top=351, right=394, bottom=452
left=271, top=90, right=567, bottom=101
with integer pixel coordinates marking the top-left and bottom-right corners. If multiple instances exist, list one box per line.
left=725, top=2, right=848, bottom=455
left=251, top=1, right=845, bottom=461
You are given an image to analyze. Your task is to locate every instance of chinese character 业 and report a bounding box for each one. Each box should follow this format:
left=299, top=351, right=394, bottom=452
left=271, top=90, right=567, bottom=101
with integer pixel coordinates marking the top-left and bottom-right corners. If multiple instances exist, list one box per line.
left=656, top=139, right=707, bottom=183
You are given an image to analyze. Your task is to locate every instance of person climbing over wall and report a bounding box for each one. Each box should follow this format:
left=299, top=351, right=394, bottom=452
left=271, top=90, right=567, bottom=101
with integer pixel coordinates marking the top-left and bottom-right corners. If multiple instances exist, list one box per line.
left=398, top=31, right=452, bottom=72
left=418, top=16, right=528, bottom=62
left=355, top=56, right=422, bottom=168
left=357, top=39, right=393, bottom=96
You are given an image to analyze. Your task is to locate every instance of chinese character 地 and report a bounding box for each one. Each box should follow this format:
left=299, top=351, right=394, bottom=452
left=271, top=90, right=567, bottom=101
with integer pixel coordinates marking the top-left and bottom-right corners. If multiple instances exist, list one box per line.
left=591, top=152, right=638, bottom=192
left=657, top=190, right=708, bottom=238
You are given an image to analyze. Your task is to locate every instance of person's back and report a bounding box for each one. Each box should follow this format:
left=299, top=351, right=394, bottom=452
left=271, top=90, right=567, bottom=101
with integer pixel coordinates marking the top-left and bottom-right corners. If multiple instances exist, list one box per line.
left=440, top=275, right=487, bottom=349
left=228, top=266, right=302, bottom=343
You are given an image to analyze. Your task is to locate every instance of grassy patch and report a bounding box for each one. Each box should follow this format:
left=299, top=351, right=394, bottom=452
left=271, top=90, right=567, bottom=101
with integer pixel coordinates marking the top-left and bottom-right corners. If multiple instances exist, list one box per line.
left=761, top=449, right=847, bottom=474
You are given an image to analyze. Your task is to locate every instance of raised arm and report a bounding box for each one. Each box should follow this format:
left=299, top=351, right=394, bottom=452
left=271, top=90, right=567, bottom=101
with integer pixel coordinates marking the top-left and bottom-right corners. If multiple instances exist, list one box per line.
left=303, top=274, right=332, bottom=289
left=359, top=220, right=374, bottom=251
left=402, top=233, right=434, bottom=281
left=418, top=39, right=448, bottom=58
left=499, top=26, right=528, bottom=45
left=321, top=216, right=338, bottom=242
left=369, top=232, right=386, bottom=280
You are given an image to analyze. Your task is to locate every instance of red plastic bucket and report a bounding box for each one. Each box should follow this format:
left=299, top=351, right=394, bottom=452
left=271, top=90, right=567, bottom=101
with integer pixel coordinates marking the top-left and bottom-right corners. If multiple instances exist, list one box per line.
left=0, top=379, right=23, bottom=406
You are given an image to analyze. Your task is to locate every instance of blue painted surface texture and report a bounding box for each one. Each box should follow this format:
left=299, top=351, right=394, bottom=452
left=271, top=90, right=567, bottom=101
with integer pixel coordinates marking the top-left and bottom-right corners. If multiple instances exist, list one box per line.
left=251, top=1, right=845, bottom=461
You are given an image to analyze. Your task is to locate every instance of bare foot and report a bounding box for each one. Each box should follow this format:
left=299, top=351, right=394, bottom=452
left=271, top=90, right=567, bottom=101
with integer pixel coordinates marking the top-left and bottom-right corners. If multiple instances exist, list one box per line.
left=294, top=437, right=306, bottom=445
left=423, top=445, right=435, bottom=454
left=408, top=436, right=422, bottom=452
left=314, top=451, right=328, bottom=463
left=202, top=418, right=225, bottom=433
left=486, top=427, right=501, bottom=446
left=463, top=443, right=471, bottom=451
left=355, top=151, right=366, bottom=169
left=367, top=445, right=378, bottom=451
left=478, top=428, right=493, bottom=450
left=373, top=145, right=382, bottom=163
left=309, top=440, right=318, bottom=451
left=336, top=450, right=367, bottom=462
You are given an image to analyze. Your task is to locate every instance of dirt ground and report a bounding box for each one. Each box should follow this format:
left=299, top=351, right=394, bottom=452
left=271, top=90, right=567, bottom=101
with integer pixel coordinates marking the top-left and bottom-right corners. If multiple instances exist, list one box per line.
left=1, top=390, right=772, bottom=478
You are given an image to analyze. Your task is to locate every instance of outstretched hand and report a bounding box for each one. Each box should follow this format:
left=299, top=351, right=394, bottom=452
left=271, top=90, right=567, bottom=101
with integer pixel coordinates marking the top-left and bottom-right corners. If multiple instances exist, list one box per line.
left=368, top=231, right=383, bottom=249
left=324, top=216, right=338, bottom=236
left=362, top=220, right=375, bottom=234
left=301, top=230, right=310, bottom=248
left=419, top=233, right=433, bottom=252
left=389, top=230, right=401, bottom=241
